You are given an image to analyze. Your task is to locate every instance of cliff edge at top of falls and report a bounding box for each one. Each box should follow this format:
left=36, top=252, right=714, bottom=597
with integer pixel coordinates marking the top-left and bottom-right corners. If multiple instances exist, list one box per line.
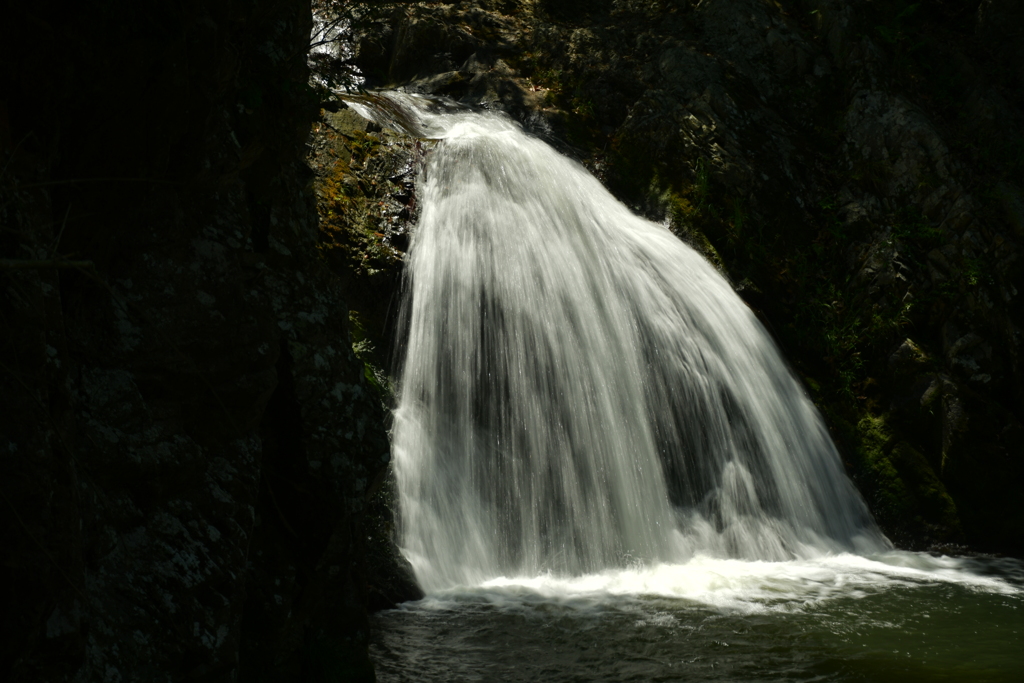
left=331, top=0, right=1024, bottom=558
left=1, top=1, right=401, bottom=681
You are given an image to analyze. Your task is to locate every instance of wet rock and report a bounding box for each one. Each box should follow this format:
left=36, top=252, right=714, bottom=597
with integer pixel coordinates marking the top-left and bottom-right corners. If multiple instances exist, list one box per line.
left=888, top=338, right=928, bottom=376
left=2, top=1, right=391, bottom=680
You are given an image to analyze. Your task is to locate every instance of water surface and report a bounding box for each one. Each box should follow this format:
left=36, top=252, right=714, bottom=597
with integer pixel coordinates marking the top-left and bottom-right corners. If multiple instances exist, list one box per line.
left=371, top=553, right=1023, bottom=682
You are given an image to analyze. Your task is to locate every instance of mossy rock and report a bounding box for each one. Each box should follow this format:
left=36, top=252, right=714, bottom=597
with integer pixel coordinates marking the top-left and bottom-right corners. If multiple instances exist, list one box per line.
left=837, top=413, right=963, bottom=547
left=853, top=414, right=914, bottom=529
left=888, top=441, right=962, bottom=538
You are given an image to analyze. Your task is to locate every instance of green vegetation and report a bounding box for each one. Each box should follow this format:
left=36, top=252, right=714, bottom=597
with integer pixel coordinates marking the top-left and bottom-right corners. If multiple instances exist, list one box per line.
left=315, top=128, right=405, bottom=280
left=827, top=412, right=963, bottom=545
left=349, top=310, right=393, bottom=405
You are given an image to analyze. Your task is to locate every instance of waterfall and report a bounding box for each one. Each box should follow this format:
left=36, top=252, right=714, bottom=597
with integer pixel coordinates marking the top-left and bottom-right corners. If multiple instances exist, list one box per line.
left=350, top=93, right=889, bottom=593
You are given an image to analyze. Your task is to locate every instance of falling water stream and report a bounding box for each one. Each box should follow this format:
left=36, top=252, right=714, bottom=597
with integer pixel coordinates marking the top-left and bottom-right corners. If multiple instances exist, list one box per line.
left=346, top=93, right=1023, bottom=682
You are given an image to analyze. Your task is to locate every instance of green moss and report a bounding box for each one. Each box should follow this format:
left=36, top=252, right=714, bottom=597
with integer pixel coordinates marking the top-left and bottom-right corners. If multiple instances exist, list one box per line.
left=659, top=184, right=726, bottom=272
left=840, top=413, right=963, bottom=545
left=348, top=310, right=392, bottom=406
left=889, top=441, right=962, bottom=534
left=314, top=124, right=406, bottom=284
left=854, top=415, right=913, bottom=526
left=891, top=204, right=944, bottom=249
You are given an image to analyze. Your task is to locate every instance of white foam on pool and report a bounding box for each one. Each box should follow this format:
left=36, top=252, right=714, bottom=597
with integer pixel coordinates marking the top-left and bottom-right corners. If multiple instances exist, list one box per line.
left=406, top=552, right=1022, bottom=615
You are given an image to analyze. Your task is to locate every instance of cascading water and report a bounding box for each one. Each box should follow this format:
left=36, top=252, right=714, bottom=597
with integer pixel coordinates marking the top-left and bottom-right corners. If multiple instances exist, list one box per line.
left=350, top=92, right=890, bottom=592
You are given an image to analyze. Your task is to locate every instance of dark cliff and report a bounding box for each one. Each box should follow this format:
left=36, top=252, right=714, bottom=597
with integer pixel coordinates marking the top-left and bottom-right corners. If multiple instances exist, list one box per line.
left=1, top=1, right=391, bottom=680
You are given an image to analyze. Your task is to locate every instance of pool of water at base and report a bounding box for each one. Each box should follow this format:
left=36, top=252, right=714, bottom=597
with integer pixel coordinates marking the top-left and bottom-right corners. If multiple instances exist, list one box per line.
left=369, top=552, right=1024, bottom=683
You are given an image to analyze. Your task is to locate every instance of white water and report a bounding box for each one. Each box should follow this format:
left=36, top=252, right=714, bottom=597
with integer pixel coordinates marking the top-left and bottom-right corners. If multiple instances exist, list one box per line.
left=416, top=551, right=1023, bottom=615
left=354, top=93, right=890, bottom=593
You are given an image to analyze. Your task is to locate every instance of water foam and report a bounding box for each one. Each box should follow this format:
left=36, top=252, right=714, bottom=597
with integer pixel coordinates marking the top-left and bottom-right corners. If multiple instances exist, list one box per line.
left=411, top=553, right=1022, bottom=616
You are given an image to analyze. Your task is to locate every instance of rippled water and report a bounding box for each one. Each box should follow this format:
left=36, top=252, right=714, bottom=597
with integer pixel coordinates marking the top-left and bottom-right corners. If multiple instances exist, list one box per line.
left=371, top=553, right=1023, bottom=682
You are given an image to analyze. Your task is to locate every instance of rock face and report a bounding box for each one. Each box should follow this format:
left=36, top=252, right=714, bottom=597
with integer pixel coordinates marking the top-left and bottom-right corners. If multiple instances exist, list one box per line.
left=1, top=1, right=392, bottom=681
left=347, top=0, right=1023, bottom=556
